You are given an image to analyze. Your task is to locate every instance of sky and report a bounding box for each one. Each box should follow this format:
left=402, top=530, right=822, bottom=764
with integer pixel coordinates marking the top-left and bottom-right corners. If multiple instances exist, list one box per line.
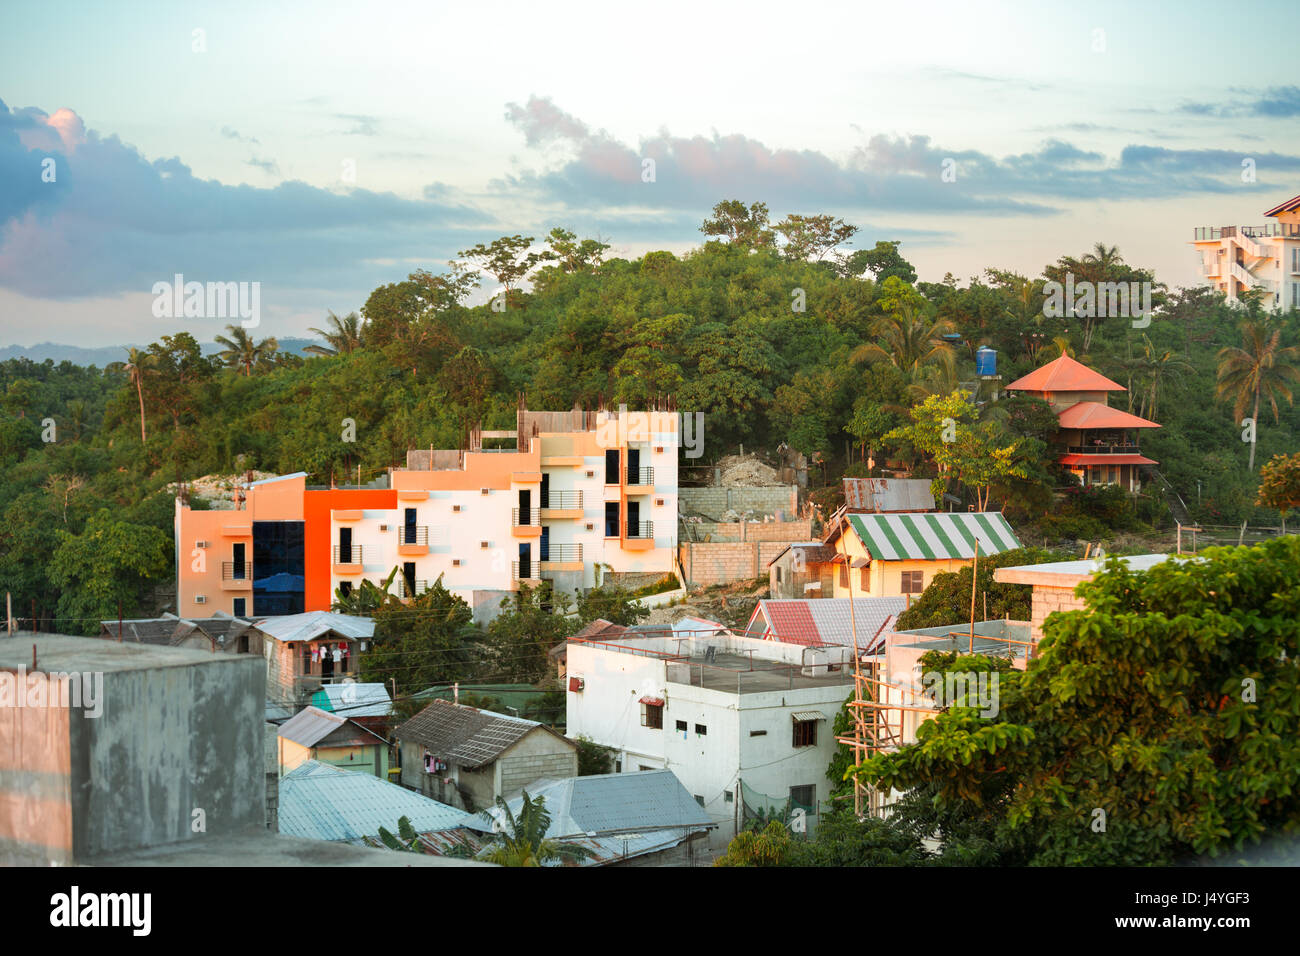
left=2, top=0, right=1300, bottom=348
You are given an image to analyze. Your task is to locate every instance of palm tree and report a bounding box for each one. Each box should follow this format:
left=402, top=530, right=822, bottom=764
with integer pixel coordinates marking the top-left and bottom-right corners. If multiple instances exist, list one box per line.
left=105, top=347, right=157, bottom=444
left=305, top=310, right=365, bottom=357
left=214, top=325, right=279, bottom=376
left=851, top=312, right=956, bottom=383
left=1216, top=321, right=1300, bottom=470
left=479, top=792, right=595, bottom=867
left=1136, top=335, right=1193, bottom=420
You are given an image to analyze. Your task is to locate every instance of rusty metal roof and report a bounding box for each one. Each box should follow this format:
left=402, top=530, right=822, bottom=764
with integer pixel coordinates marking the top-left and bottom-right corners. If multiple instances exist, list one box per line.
left=842, top=478, right=935, bottom=513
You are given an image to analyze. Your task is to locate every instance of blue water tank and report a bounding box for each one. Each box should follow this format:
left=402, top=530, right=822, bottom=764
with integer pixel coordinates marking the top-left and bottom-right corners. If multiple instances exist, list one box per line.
left=976, top=347, right=997, bottom=377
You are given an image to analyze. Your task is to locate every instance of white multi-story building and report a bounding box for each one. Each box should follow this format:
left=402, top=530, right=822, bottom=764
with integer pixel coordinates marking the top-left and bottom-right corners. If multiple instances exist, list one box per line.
left=1192, top=192, right=1300, bottom=311
left=565, top=629, right=855, bottom=840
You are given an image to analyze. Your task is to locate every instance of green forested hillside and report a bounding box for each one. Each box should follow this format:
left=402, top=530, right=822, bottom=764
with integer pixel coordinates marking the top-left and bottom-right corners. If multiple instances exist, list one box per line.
left=3, top=204, right=1298, bottom=631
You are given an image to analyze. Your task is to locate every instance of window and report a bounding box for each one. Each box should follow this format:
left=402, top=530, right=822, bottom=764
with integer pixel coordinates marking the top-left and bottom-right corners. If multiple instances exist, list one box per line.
left=861, top=567, right=869, bottom=590
left=694, top=794, right=705, bottom=807
left=604, top=501, right=620, bottom=537
left=724, top=790, right=733, bottom=803
left=1292, top=246, right=1300, bottom=273
left=639, top=764, right=653, bottom=771
left=675, top=720, right=688, bottom=732
left=793, top=719, right=818, bottom=747
left=641, top=702, right=664, bottom=729
left=339, top=581, right=352, bottom=598
left=839, top=563, right=848, bottom=588
left=790, top=784, right=816, bottom=809
left=605, top=449, right=620, bottom=484
left=694, top=723, right=707, bottom=736
left=775, top=566, right=782, bottom=583
left=749, top=729, right=767, bottom=737
left=901, top=570, right=924, bottom=593
left=232, top=597, right=246, bottom=617
left=615, top=760, right=622, bottom=773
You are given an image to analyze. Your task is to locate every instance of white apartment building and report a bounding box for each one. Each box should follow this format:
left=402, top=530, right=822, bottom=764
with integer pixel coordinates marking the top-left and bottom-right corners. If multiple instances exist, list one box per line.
left=1192, top=192, right=1300, bottom=311
left=565, top=629, right=855, bottom=840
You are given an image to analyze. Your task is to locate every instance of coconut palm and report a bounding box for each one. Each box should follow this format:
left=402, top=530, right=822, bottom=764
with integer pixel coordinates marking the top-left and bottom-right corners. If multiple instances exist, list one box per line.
left=305, top=310, right=365, bottom=357
left=850, top=312, right=957, bottom=384
left=105, top=347, right=157, bottom=444
left=1216, top=321, right=1300, bottom=470
left=1136, top=334, right=1193, bottom=420
left=214, top=325, right=279, bottom=376
left=479, top=791, right=595, bottom=867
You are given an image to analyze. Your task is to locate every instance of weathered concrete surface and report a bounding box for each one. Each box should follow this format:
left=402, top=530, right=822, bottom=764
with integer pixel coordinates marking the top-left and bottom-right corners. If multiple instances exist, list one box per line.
left=86, top=826, right=490, bottom=866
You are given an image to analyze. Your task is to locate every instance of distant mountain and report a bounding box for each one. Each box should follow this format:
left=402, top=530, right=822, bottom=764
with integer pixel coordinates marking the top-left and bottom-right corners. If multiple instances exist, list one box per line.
left=0, top=338, right=323, bottom=367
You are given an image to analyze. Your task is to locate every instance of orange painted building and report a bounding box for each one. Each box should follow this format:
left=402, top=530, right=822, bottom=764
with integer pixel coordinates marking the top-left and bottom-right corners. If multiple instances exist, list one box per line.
left=1005, top=354, right=1160, bottom=491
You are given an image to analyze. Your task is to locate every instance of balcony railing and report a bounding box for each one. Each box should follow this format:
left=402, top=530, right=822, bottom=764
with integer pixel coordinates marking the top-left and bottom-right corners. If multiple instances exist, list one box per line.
left=540, top=543, right=583, bottom=563
left=511, top=561, right=541, bottom=582
left=332, top=545, right=372, bottom=564
left=222, top=561, right=251, bottom=580
left=626, top=466, right=654, bottom=486
left=397, top=578, right=429, bottom=599
left=1194, top=223, right=1300, bottom=241
left=398, top=525, right=428, bottom=546
left=627, top=520, right=654, bottom=539
left=540, top=490, right=583, bottom=509
left=512, top=507, right=541, bottom=527
left=1067, top=444, right=1142, bottom=456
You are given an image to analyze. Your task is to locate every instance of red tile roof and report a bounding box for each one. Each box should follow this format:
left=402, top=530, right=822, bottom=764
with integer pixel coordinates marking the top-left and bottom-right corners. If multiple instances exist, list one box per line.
left=1006, top=355, right=1125, bottom=393
left=1264, top=193, right=1300, bottom=217
left=762, top=602, right=821, bottom=646
left=1056, top=402, right=1161, bottom=430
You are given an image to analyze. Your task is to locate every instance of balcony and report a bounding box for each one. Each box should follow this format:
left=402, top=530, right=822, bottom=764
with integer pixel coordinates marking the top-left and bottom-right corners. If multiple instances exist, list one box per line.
left=624, top=520, right=655, bottom=551
left=540, top=490, right=584, bottom=518
left=332, top=545, right=371, bottom=574
left=512, top=507, right=542, bottom=537
left=625, top=466, right=654, bottom=492
left=510, top=561, right=543, bottom=589
left=396, top=578, right=429, bottom=599
left=221, top=562, right=252, bottom=590
left=1066, top=444, right=1142, bottom=456
left=1194, top=223, right=1300, bottom=241
left=539, top=542, right=584, bottom=571
left=397, top=525, right=429, bottom=556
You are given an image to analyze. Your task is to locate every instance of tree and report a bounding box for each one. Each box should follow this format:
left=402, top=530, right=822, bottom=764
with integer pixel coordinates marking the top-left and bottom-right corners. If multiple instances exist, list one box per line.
left=105, top=347, right=157, bottom=443
left=576, top=582, right=650, bottom=627
left=305, top=311, right=365, bottom=356
left=539, top=227, right=610, bottom=274
left=480, top=792, right=595, bottom=866
left=795, top=809, right=929, bottom=866
left=1216, top=321, right=1300, bottom=470
left=362, top=575, right=479, bottom=693
left=840, top=240, right=917, bottom=284
left=459, top=235, right=542, bottom=306
left=574, top=735, right=615, bottom=776
left=213, top=325, right=279, bottom=376
left=713, top=821, right=797, bottom=866
left=377, top=816, right=423, bottom=853
left=1256, top=452, right=1300, bottom=531
left=1043, top=243, right=1163, bottom=352
left=700, top=200, right=776, bottom=252
left=850, top=278, right=955, bottom=392
left=484, top=583, right=575, bottom=683
left=774, top=213, right=857, bottom=263
left=48, top=509, right=172, bottom=634
left=854, top=539, right=1300, bottom=864
left=893, top=547, right=1053, bottom=629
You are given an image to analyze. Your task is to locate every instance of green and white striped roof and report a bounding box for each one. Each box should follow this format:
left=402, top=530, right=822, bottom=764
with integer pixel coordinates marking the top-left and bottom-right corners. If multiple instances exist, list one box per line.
left=847, top=512, right=1021, bottom=561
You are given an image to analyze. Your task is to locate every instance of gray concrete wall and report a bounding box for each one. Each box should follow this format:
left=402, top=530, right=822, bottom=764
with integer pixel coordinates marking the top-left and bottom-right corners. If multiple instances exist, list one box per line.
left=69, top=653, right=265, bottom=858
left=498, top=730, right=579, bottom=797
left=679, top=486, right=798, bottom=520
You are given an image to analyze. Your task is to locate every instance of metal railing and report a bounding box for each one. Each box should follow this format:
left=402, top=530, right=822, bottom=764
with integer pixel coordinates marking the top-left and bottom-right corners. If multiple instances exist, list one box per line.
left=397, top=578, right=428, bottom=599
left=512, top=507, right=541, bottom=527
left=1066, top=444, right=1142, bottom=455
left=540, top=543, right=583, bottom=563
left=1194, top=223, right=1300, bottom=241
left=222, top=561, right=251, bottom=580
left=540, top=490, right=583, bottom=509
left=332, top=545, right=371, bottom=564
left=628, top=520, right=654, bottom=539
left=398, top=525, right=428, bottom=546
left=626, top=466, right=654, bottom=486
left=511, top=561, right=540, bottom=581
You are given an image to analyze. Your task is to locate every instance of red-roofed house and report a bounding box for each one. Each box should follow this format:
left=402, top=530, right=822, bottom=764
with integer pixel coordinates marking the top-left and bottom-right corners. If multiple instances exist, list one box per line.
left=1006, top=354, right=1160, bottom=491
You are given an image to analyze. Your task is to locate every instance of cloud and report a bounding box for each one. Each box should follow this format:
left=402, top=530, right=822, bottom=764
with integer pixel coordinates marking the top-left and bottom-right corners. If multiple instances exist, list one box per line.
left=497, top=97, right=1300, bottom=217
left=337, top=113, right=379, bottom=136
left=1179, top=85, right=1300, bottom=119
left=221, top=126, right=260, bottom=145
left=0, top=100, right=492, bottom=300
left=246, top=156, right=280, bottom=175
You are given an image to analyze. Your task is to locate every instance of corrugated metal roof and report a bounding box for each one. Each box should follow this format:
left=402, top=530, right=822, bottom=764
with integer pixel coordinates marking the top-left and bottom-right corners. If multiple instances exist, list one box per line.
left=393, top=699, right=569, bottom=769
left=752, top=598, right=906, bottom=653
left=842, top=478, right=935, bottom=513
left=848, top=512, right=1021, bottom=561
left=479, top=770, right=713, bottom=839
left=312, top=683, right=393, bottom=718
left=790, top=711, right=826, bottom=721
left=279, top=760, right=473, bottom=842
left=279, top=705, right=386, bottom=749
left=254, top=611, right=375, bottom=643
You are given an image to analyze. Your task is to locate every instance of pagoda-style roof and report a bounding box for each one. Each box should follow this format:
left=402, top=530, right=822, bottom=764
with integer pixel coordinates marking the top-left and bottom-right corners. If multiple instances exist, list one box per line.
left=1006, top=355, right=1125, bottom=393
left=1056, top=401, right=1160, bottom=430
left=1263, top=193, right=1300, bottom=218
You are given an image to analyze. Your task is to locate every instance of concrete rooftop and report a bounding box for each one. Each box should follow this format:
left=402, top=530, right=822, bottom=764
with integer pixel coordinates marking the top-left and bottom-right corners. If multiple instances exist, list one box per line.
left=670, top=652, right=854, bottom=694
left=1, top=632, right=249, bottom=672
left=994, top=553, right=1178, bottom=587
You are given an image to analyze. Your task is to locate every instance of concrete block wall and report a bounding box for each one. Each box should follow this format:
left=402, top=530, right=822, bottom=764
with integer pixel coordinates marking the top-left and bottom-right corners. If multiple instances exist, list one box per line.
left=1030, top=585, right=1088, bottom=642
left=679, top=541, right=792, bottom=587
left=499, top=751, right=578, bottom=797
left=679, top=486, right=798, bottom=520
left=689, top=519, right=813, bottom=542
